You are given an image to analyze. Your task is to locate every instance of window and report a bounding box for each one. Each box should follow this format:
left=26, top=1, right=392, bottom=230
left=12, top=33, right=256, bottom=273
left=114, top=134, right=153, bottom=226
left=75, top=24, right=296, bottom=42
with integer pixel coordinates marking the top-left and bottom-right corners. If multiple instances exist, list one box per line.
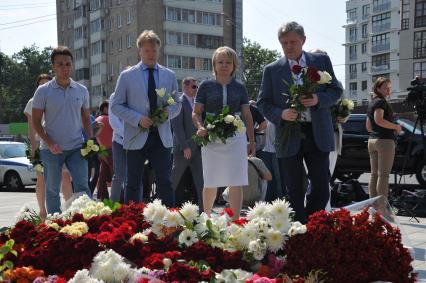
left=371, top=33, right=390, bottom=53
left=75, top=68, right=90, bottom=81
left=362, top=4, right=370, bottom=19
left=349, top=64, right=357, bottom=79
left=198, top=34, right=223, bottom=49
left=349, top=27, right=357, bottom=42
left=167, top=55, right=181, bottom=69
left=90, top=18, right=104, bottom=34
left=372, top=53, right=390, bottom=69
left=362, top=80, right=368, bottom=91
left=91, top=63, right=101, bottom=76
left=401, top=0, right=410, bottom=30
left=372, top=12, right=390, bottom=33
left=414, top=61, right=426, bottom=79
left=109, top=40, right=114, bottom=54
left=166, top=7, right=181, bottom=21
left=166, top=31, right=182, bottom=45
left=349, top=45, right=357, bottom=60
left=117, top=14, right=122, bottom=28
left=362, top=42, right=367, bottom=54
left=362, top=62, right=367, bottom=72
left=92, top=85, right=102, bottom=97
left=349, top=82, right=357, bottom=99
left=75, top=47, right=88, bottom=60
left=347, top=8, right=357, bottom=20
left=109, top=63, right=114, bottom=76
left=182, top=56, right=195, bottom=69
left=414, top=31, right=426, bottom=58
left=415, top=0, right=426, bottom=27
left=362, top=24, right=368, bottom=38
left=89, top=0, right=103, bottom=11
left=127, top=10, right=131, bottom=24
left=126, top=34, right=132, bottom=48
left=91, top=40, right=105, bottom=55
left=117, top=37, right=123, bottom=51
left=75, top=26, right=83, bottom=40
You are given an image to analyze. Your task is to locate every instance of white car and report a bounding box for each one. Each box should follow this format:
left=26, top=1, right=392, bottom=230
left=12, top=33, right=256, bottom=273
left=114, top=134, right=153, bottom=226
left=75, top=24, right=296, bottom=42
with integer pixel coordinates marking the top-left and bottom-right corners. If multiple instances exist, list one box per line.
left=0, top=141, right=37, bottom=191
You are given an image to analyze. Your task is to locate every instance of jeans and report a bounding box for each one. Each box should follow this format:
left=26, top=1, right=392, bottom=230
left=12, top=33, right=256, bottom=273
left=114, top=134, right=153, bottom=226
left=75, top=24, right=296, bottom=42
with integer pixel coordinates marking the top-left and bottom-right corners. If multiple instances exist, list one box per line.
left=111, top=141, right=126, bottom=202
left=126, top=131, right=174, bottom=207
left=40, top=148, right=90, bottom=214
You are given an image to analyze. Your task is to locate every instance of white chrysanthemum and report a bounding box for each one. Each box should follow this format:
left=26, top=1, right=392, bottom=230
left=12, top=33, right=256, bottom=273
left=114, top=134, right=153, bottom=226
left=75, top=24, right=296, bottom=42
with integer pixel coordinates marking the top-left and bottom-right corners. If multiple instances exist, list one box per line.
left=269, top=199, right=293, bottom=219
left=246, top=201, right=269, bottom=220
left=269, top=217, right=291, bottom=234
left=252, top=218, right=269, bottom=233
left=80, top=202, right=112, bottom=219
left=238, top=225, right=258, bottom=248
left=164, top=210, right=184, bottom=227
left=248, top=239, right=267, bottom=261
left=265, top=228, right=284, bottom=252
left=129, top=232, right=148, bottom=244
left=215, top=269, right=253, bottom=283
left=179, top=202, right=199, bottom=222
left=60, top=222, right=88, bottom=237
left=150, top=223, right=165, bottom=238
left=90, top=250, right=131, bottom=282
left=65, top=194, right=94, bottom=216
left=178, top=229, right=198, bottom=246
left=143, top=199, right=167, bottom=224
left=15, top=204, right=32, bottom=222
left=288, top=221, right=307, bottom=237
left=68, top=269, right=104, bottom=283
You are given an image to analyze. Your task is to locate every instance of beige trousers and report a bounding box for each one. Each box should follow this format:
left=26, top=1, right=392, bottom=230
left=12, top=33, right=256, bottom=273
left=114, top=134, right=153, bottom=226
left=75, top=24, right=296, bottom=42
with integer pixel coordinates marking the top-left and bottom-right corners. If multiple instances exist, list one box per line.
left=368, top=139, right=395, bottom=199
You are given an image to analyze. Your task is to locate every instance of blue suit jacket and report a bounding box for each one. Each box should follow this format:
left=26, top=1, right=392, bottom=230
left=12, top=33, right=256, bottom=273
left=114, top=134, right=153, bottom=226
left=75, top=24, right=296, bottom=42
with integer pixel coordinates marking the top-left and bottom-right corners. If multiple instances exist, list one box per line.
left=110, top=62, right=181, bottom=150
left=257, top=52, right=343, bottom=158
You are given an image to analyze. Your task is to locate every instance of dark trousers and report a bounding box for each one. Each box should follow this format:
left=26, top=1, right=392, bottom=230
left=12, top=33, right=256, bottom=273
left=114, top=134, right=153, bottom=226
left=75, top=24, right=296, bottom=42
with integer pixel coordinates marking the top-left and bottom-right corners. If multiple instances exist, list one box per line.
left=278, top=124, right=330, bottom=223
left=96, top=149, right=113, bottom=200
left=88, top=155, right=100, bottom=194
left=125, top=131, right=174, bottom=207
left=257, top=150, right=283, bottom=202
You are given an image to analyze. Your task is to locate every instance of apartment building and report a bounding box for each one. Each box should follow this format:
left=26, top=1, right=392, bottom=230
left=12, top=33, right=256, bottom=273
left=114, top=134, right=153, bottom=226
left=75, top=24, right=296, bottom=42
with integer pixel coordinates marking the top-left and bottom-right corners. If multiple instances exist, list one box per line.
left=56, top=0, right=242, bottom=108
left=343, top=0, right=400, bottom=105
left=400, top=0, right=426, bottom=94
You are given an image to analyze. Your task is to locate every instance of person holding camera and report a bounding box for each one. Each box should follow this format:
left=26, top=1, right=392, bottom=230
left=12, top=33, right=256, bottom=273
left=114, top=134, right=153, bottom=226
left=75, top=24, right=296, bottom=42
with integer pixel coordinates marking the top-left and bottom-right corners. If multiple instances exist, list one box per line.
left=366, top=77, right=402, bottom=200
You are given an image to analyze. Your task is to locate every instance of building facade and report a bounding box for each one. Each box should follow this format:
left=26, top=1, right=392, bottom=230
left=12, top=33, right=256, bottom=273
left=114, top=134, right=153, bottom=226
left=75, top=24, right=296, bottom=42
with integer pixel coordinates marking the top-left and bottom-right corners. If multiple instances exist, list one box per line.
left=344, top=0, right=400, bottom=105
left=56, top=0, right=243, bottom=108
left=399, top=0, right=426, bottom=94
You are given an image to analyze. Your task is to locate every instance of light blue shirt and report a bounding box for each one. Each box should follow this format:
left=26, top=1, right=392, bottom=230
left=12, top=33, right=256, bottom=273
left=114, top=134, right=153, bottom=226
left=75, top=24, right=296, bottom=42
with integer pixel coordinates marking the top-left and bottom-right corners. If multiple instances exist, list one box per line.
left=32, top=78, right=89, bottom=150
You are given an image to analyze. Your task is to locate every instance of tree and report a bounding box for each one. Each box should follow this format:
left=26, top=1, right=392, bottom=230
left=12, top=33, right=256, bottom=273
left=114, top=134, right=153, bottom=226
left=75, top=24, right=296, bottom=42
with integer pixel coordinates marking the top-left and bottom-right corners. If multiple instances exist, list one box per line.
left=242, top=38, right=280, bottom=100
left=0, top=45, right=52, bottom=123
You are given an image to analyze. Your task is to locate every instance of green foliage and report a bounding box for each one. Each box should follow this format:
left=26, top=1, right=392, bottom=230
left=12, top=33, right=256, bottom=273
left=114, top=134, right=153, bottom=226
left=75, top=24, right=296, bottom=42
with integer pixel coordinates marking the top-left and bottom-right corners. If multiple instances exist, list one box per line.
left=242, top=38, right=280, bottom=100
left=103, top=199, right=122, bottom=212
left=0, top=239, right=18, bottom=280
left=0, top=45, right=52, bottom=123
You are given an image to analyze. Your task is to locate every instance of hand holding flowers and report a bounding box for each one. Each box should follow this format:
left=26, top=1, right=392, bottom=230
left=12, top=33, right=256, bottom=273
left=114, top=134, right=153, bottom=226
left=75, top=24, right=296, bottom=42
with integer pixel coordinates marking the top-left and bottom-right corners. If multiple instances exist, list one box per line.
left=25, top=141, right=43, bottom=173
left=80, top=139, right=108, bottom=159
left=331, top=98, right=354, bottom=124
left=140, top=88, right=176, bottom=132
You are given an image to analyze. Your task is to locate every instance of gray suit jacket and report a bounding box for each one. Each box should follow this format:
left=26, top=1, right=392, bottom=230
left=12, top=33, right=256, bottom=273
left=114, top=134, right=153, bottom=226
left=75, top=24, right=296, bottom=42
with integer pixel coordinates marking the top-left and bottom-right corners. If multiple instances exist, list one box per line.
left=110, top=62, right=181, bottom=150
left=171, top=95, right=199, bottom=156
left=257, top=52, right=343, bottom=157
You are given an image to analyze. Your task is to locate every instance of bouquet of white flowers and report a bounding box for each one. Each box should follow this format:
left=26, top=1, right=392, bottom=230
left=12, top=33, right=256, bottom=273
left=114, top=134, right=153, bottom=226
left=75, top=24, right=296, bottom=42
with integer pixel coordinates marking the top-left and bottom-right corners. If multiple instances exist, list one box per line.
left=80, top=139, right=108, bottom=159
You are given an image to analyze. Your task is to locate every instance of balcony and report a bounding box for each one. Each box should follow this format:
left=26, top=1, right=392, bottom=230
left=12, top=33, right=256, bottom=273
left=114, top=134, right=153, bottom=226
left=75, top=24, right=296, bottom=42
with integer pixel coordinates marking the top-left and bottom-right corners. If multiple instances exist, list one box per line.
left=362, top=13, right=369, bottom=21
left=348, top=35, right=358, bottom=43
left=350, top=72, right=357, bottom=79
left=346, top=17, right=357, bottom=25
left=371, top=42, right=390, bottom=53
left=372, top=1, right=391, bottom=13
left=349, top=53, right=357, bottom=61
left=349, top=90, right=358, bottom=99
left=372, top=22, right=391, bottom=33
left=371, top=64, right=390, bottom=73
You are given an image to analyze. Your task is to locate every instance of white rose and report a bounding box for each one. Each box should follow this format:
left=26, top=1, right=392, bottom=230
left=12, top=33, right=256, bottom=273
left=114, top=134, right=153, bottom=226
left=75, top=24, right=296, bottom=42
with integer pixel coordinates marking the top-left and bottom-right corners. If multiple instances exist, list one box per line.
left=87, top=139, right=94, bottom=146
left=348, top=100, right=354, bottom=110
left=224, top=115, right=235, bottom=124
left=155, top=88, right=166, bottom=98
left=34, top=164, right=44, bottom=173
left=318, top=71, right=332, bottom=84
left=81, top=148, right=88, bottom=156
left=91, top=144, right=99, bottom=152
left=167, top=98, right=176, bottom=105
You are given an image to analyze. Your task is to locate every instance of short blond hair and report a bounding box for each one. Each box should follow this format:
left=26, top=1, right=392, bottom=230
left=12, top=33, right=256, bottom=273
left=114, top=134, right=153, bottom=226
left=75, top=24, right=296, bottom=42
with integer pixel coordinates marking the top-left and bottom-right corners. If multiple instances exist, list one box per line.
left=136, top=30, right=161, bottom=48
left=212, top=46, right=238, bottom=76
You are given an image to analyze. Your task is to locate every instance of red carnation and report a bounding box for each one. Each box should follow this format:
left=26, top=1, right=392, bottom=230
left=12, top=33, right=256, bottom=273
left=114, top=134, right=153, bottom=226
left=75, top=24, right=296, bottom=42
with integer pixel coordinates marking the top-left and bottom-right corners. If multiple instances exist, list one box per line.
left=292, top=65, right=302, bottom=75
left=306, top=66, right=320, bottom=82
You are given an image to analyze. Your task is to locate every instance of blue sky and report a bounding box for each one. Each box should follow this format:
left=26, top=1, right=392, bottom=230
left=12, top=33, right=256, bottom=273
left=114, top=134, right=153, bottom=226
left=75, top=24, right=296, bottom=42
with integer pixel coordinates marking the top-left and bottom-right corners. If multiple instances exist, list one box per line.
left=0, top=0, right=346, bottom=83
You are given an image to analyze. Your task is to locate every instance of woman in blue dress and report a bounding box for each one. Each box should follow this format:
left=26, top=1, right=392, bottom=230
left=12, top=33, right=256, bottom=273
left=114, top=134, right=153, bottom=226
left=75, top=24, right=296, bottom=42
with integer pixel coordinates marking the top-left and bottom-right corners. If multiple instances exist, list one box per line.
left=192, top=46, right=255, bottom=220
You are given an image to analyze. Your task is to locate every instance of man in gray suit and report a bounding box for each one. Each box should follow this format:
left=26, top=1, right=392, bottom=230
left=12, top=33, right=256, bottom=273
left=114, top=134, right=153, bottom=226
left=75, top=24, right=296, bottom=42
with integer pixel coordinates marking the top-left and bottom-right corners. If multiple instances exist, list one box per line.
left=171, top=77, right=203, bottom=209
left=111, top=30, right=181, bottom=206
left=257, top=22, right=342, bottom=223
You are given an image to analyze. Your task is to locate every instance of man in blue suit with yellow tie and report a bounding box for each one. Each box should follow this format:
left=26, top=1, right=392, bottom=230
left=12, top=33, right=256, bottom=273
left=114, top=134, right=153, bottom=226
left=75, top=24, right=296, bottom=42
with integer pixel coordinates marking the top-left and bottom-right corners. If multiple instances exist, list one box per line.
left=111, top=30, right=181, bottom=207
left=257, top=22, right=342, bottom=223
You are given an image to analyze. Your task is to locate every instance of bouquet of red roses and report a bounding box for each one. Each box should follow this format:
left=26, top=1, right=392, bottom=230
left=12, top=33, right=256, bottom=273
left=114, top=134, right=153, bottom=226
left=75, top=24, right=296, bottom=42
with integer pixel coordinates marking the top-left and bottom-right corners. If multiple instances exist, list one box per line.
left=276, top=65, right=332, bottom=154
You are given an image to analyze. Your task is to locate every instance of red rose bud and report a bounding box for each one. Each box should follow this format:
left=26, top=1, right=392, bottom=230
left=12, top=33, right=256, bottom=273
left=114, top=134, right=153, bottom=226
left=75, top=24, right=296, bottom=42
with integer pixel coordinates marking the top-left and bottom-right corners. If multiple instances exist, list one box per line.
left=292, top=65, right=302, bottom=75
left=307, top=67, right=320, bottom=82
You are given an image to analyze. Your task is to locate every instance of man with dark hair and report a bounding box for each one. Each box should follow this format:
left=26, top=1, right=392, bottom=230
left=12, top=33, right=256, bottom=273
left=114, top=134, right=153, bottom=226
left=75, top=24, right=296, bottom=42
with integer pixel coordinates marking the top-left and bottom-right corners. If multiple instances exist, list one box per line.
left=32, top=46, right=92, bottom=214
left=171, top=77, right=203, bottom=208
left=257, top=22, right=342, bottom=223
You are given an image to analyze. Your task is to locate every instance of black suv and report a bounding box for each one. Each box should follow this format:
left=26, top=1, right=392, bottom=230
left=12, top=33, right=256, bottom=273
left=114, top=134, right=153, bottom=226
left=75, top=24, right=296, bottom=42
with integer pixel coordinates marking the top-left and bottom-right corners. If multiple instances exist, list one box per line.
left=334, top=114, right=426, bottom=186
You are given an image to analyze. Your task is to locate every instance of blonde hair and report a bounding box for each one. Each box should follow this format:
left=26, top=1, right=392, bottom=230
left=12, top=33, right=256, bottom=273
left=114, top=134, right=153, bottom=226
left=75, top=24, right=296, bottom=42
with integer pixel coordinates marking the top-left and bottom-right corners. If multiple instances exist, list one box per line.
left=136, top=30, right=161, bottom=48
left=212, top=46, right=238, bottom=76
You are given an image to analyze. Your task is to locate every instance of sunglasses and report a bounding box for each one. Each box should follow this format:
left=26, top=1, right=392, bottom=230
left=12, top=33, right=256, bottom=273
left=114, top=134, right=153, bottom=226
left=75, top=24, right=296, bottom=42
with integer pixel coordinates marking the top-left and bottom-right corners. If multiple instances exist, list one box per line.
left=192, top=85, right=198, bottom=89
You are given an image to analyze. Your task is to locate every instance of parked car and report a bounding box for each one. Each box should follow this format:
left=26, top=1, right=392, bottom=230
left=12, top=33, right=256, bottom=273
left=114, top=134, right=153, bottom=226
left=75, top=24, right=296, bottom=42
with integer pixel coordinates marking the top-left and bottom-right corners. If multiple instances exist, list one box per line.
left=0, top=141, right=37, bottom=191
left=334, top=114, right=426, bottom=186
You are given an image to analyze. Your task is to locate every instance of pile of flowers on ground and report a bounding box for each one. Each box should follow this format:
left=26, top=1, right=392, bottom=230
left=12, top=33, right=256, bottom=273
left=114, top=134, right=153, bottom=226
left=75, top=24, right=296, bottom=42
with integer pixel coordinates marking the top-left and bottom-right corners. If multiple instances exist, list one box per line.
left=0, top=195, right=416, bottom=282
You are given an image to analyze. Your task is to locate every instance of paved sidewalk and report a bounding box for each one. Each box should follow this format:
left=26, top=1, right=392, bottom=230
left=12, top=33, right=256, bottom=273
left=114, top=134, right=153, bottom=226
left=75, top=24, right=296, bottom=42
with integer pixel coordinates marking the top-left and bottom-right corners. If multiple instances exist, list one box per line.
left=0, top=191, right=425, bottom=279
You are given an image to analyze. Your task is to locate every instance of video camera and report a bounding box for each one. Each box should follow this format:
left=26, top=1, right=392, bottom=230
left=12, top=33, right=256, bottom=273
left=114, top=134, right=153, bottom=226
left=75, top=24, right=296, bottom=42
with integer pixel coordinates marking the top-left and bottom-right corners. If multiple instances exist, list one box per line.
left=405, top=76, right=426, bottom=117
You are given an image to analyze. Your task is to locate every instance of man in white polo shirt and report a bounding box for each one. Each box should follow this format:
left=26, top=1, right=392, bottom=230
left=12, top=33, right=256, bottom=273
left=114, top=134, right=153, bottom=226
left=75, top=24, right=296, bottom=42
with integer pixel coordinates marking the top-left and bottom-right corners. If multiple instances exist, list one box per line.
left=32, top=46, right=92, bottom=214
